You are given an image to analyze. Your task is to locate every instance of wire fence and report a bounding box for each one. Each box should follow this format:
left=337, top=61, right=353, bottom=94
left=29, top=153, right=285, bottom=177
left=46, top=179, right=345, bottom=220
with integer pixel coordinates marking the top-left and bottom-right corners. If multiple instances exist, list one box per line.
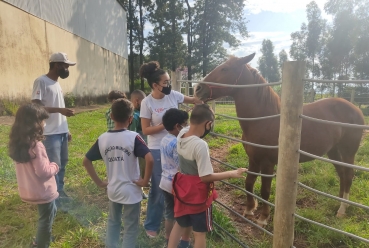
left=178, top=80, right=279, bottom=247
left=177, top=75, right=369, bottom=247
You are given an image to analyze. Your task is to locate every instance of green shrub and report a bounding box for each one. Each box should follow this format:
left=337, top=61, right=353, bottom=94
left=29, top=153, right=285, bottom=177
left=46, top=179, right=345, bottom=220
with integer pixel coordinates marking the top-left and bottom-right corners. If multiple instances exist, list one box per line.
left=64, top=92, right=75, bottom=108
left=1, top=100, right=19, bottom=116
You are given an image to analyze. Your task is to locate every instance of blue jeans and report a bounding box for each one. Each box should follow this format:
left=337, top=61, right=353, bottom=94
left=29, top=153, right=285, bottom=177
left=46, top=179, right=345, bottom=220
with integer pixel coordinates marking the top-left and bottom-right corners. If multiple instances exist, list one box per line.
left=106, top=201, right=140, bottom=248
left=36, top=200, right=57, bottom=248
left=43, top=133, right=69, bottom=192
left=144, top=149, right=164, bottom=232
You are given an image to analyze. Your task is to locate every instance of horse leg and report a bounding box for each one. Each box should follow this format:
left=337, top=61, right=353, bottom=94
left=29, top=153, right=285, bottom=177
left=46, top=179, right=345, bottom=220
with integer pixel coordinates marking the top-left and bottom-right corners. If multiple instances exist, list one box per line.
left=328, top=147, right=354, bottom=217
left=336, top=148, right=355, bottom=218
left=243, top=161, right=259, bottom=216
left=256, top=163, right=275, bottom=226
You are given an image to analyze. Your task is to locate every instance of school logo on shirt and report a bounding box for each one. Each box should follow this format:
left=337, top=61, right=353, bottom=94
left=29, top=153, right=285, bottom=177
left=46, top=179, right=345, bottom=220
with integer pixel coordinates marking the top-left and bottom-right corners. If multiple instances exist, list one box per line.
left=154, top=107, right=166, bottom=113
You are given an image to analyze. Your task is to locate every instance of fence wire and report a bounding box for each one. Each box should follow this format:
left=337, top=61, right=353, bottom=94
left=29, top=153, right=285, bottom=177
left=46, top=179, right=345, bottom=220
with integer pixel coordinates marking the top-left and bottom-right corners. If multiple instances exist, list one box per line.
left=300, top=114, right=369, bottom=130
left=178, top=80, right=281, bottom=88
left=211, top=157, right=276, bottom=178
left=298, top=182, right=369, bottom=211
left=213, top=222, right=249, bottom=248
left=214, top=200, right=274, bottom=236
left=216, top=113, right=280, bottom=121
left=294, top=214, right=369, bottom=243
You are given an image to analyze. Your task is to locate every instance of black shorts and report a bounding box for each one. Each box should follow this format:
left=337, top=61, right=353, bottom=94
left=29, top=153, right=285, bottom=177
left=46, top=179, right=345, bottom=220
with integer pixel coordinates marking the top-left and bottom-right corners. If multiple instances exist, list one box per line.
left=162, top=190, right=175, bottom=220
left=175, top=205, right=213, bottom=233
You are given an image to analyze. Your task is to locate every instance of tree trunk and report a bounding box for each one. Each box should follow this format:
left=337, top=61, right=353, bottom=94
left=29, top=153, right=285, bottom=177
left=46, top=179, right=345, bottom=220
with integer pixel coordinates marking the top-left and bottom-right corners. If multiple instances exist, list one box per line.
left=129, top=0, right=134, bottom=92
left=170, top=1, right=176, bottom=72
left=202, top=0, right=209, bottom=77
left=185, top=0, right=193, bottom=94
left=139, top=0, right=144, bottom=91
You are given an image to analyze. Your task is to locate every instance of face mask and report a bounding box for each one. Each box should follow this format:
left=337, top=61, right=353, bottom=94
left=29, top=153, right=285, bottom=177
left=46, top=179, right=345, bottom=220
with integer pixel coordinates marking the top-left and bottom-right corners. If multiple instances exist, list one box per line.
left=200, top=121, right=212, bottom=139
left=58, top=67, right=70, bottom=79
left=160, top=84, right=172, bottom=95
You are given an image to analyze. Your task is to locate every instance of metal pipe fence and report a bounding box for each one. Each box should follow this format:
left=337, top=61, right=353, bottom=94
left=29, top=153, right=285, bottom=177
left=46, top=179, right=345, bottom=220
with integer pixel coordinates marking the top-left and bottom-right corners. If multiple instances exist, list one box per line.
left=174, top=71, right=369, bottom=247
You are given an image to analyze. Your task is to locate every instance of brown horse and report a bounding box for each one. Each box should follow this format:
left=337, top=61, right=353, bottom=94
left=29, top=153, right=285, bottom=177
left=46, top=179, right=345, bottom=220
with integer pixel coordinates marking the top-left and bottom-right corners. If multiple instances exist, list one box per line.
left=195, top=54, right=365, bottom=226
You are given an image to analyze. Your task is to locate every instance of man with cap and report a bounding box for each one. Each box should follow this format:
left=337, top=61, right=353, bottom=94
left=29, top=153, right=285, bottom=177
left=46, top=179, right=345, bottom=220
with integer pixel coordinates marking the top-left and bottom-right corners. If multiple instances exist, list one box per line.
left=32, top=52, right=76, bottom=208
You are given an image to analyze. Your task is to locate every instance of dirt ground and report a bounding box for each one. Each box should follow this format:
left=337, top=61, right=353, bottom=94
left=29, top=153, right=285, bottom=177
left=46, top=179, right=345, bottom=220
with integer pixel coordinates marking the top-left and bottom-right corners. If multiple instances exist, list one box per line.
left=0, top=105, right=103, bottom=126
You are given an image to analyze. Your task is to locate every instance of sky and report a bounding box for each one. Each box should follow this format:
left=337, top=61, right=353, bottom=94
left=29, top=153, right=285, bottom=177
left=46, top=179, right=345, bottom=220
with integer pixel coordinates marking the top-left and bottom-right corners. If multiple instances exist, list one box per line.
left=231, top=0, right=331, bottom=67
left=142, top=0, right=332, bottom=69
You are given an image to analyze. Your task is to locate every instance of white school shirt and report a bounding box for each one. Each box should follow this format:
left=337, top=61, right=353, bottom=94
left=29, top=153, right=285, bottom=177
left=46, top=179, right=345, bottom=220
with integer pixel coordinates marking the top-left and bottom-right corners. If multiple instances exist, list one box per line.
left=140, top=90, right=184, bottom=149
left=31, top=75, right=69, bottom=135
left=86, top=130, right=150, bottom=204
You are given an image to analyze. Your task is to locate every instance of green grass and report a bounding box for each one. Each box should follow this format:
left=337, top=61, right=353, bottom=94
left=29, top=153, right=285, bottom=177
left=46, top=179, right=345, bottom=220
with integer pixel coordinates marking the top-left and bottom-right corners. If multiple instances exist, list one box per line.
left=0, top=107, right=244, bottom=248
left=204, top=104, right=369, bottom=248
left=3, top=104, right=369, bottom=247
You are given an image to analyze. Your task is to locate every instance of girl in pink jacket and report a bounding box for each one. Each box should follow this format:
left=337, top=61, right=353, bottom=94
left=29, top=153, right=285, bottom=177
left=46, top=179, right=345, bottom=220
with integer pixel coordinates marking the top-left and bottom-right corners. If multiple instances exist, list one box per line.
left=9, top=103, right=59, bottom=248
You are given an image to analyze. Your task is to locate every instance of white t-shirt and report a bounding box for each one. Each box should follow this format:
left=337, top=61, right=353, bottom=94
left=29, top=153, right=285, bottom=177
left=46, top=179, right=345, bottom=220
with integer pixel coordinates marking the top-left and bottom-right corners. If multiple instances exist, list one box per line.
left=177, top=127, right=214, bottom=177
left=159, top=133, right=179, bottom=193
left=85, top=129, right=150, bottom=204
left=140, top=91, right=184, bottom=149
left=31, top=75, right=69, bottom=135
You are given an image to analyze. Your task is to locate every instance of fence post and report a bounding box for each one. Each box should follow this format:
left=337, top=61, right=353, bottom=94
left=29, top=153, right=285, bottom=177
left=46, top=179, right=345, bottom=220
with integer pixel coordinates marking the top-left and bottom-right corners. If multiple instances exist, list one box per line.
left=171, top=70, right=181, bottom=92
left=273, top=61, right=305, bottom=248
left=212, top=100, right=216, bottom=130
left=350, top=88, right=355, bottom=103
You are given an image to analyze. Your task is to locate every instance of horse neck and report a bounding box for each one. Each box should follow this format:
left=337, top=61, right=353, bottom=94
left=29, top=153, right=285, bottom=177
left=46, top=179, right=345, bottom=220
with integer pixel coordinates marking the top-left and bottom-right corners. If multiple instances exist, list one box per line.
left=233, top=80, right=281, bottom=119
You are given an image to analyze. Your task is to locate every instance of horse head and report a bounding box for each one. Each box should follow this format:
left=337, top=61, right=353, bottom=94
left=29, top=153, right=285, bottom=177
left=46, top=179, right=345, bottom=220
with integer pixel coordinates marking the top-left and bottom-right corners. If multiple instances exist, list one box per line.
left=195, top=53, right=256, bottom=102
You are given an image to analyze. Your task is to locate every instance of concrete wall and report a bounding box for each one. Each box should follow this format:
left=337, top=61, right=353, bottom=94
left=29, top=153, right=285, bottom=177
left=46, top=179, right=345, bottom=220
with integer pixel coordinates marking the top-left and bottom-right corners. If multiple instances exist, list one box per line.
left=0, top=0, right=129, bottom=100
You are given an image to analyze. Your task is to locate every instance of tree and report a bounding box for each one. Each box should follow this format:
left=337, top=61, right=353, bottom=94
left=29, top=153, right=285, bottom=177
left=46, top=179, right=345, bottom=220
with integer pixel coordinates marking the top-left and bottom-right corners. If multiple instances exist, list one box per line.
left=192, top=0, right=248, bottom=77
left=146, top=0, right=186, bottom=71
left=278, top=49, right=288, bottom=71
left=306, top=1, right=324, bottom=78
left=257, top=39, right=280, bottom=83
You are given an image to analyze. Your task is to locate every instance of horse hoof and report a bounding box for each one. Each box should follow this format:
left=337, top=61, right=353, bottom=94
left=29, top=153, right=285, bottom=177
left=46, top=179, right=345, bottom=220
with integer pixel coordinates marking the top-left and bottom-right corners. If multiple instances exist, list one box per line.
left=256, top=218, right=268, bottom=227
left=336, top=212, right=346, bottom=218
left=243, top=209, right=254, bottom=216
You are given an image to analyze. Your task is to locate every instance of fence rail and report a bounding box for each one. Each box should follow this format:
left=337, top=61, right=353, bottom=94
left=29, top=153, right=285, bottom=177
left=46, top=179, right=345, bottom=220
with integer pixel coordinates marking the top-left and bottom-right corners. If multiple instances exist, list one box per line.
left=298, top=182, right=369, bottom=211
left=174, top=66, right=369, bottom=247
left=300, top=114, right=369, bottom=129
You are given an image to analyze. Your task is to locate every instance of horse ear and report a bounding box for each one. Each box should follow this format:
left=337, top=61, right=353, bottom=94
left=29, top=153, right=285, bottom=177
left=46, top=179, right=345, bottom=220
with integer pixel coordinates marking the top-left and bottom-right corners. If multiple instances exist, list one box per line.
left=238, top=53, right=256, bottom=65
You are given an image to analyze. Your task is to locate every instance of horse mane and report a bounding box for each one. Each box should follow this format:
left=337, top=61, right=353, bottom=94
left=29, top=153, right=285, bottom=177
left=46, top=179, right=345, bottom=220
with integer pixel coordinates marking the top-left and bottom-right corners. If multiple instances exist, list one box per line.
left=246, top=64, right=281, bottom=113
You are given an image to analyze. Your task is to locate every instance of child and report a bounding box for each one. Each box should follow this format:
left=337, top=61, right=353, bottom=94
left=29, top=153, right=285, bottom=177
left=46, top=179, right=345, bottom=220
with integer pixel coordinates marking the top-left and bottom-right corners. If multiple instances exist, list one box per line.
left=160, top=108, right=192, bottom=248
left=8, top=103, right=59, bottom=248
left=168, top=104, right=247, bottom=248
left=105, top=90, right=127, bottom=130
left=129, top=89, right=147, bottom=142
left=129, top=89, right=149, bottom=199
left=83, top=98, right=153, bottom=248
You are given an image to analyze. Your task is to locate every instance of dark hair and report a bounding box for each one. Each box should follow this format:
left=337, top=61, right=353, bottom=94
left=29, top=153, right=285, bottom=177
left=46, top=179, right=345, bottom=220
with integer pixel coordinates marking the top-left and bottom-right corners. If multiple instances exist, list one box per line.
left=190, top=104, right=214, bottom=124
left=108, top=90, right=127, bottom=102
left=139, top=61, right=166, bottom=88
left=162, top=108, right=189, bottom=131
left=130, top=89, right=146, bottom=100
left=9, top=103, right=49, bottom=163
left=111, top=98, right=133, bottom=123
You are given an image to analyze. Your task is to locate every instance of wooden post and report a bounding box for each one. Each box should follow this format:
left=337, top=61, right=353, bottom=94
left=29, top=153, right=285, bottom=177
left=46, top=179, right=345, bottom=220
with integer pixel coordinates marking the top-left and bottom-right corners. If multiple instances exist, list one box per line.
left=273, top=61, right=305, bottom=248
left=350, top=88, right=355, bottom=103
left=185, top=82, right=190, bottom=97
left=171, top=70, right=181, bottom=92
left=211, top=100, right=216, bottom=130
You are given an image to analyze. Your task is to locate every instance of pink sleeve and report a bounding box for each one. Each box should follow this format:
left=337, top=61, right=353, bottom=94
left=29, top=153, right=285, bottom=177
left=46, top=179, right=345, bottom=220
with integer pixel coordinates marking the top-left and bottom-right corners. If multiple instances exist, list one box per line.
left=32, top=143, right=59, bottom=179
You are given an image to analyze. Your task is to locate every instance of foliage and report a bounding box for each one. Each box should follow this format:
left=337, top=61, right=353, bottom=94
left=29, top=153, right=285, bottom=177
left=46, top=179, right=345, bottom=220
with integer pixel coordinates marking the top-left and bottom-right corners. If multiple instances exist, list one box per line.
left=257, top=39, right=280, bottom=83
left=64, top=92, right=76, bottom=108
left=289, top=0, right=369, bottom=100
left=278, top=49, right=288, bottom=71
left=0, top=99, right=20, bottom=116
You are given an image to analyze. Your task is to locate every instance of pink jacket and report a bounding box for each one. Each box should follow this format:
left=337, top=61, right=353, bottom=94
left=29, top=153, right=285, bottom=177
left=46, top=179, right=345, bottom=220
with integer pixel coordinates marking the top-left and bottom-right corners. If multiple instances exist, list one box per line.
left=14, top=142, right=59, bottom=204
